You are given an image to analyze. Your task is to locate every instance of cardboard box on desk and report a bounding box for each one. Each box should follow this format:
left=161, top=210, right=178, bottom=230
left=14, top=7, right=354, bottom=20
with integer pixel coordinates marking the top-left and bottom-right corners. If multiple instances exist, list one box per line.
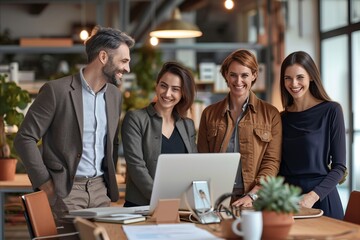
left=149, top=199, right=180, bottom=224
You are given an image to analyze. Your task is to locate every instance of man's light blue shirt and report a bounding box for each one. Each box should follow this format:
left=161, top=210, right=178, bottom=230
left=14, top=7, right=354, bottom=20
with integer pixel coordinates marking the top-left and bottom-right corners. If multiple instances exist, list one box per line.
left=76, top=68, right=107, bottom=177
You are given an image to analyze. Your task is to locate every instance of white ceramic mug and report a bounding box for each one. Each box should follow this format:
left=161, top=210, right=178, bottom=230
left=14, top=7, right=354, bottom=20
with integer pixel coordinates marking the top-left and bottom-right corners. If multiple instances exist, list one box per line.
left=231, top=210, right=263, bottom=240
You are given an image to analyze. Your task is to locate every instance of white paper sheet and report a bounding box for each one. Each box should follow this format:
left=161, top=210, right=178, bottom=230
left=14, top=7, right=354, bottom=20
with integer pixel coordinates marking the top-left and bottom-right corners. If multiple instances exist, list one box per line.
left=123, top=223, right=222, bottom=240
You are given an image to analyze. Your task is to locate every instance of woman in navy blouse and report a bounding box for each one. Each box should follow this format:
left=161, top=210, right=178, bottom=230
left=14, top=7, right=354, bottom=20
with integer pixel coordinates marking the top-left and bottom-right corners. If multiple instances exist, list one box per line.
left=278, top=51, right=347, bottom=219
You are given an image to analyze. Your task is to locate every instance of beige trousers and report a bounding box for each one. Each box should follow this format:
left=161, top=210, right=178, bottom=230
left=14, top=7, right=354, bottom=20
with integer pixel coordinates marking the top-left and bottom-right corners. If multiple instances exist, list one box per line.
left=51, top=175, right=111, bottom=222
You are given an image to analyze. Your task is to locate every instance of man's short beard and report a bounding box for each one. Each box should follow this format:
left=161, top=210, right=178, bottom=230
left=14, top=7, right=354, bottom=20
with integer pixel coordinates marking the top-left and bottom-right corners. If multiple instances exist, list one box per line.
left=108, top=76, right=122, bottom=87
left=112, top=77, right=121, bottom=87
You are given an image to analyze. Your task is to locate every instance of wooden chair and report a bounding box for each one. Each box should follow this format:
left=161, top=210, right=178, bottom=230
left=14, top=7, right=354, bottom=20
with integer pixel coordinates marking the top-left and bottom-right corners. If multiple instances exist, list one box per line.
left=343, top=190, right=360, bottom=225
left=73, top=217, right=110, bottom=240
left=20, top=190, right=79, bottom=240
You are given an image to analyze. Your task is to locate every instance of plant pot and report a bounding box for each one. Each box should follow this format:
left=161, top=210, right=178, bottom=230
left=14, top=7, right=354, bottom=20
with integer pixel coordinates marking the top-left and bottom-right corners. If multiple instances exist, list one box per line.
left=0, top=158, right=17, bottom=181
left=261, top=211, right=294, bottom=240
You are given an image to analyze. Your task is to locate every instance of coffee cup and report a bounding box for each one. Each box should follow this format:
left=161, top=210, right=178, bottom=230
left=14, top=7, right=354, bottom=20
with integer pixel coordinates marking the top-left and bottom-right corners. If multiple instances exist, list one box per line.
left=231, top=210, right=263, bottom=240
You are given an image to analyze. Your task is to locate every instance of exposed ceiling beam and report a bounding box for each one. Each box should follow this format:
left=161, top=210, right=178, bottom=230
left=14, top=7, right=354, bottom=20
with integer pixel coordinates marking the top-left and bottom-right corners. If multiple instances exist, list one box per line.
left=130, top=0, right=164, bottom=40
left=131, top=0, right=186, bottom=44
left=179, top=0, right=209, bottom=12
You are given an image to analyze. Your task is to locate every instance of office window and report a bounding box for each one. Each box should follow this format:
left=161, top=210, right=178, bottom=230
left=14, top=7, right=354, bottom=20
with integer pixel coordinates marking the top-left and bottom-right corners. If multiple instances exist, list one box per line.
left=353, top=31, right=360, bottom=189
left=352, top=0, right=360, bottom=23
left=353, top=31, right=360, bottom=130
left=320, top=0, right=348, bottom=31
left=322, top=35, right=349, bottom=128
left=320, top=0, right=360, bottom=201
left=321, top=35, right=350, bottom=190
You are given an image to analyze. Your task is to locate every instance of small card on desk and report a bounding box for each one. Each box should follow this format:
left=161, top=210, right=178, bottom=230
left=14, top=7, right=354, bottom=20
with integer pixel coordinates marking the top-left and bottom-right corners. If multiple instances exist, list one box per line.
left=94, top=214, right=146, bottom=224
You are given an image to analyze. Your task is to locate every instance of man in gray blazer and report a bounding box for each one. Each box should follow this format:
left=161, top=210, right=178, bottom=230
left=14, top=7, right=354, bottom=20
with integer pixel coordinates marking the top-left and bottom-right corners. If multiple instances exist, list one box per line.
left=14, top=26, right=135, bottom=223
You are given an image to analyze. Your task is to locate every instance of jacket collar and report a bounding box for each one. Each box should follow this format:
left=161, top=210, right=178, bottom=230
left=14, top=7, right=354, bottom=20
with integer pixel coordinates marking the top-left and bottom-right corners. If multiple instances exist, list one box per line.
left=219, top=91, right=258, bottom=116
left=146, top=102, right=181, bottom=121
left=70, top=72, right=82, bottom=90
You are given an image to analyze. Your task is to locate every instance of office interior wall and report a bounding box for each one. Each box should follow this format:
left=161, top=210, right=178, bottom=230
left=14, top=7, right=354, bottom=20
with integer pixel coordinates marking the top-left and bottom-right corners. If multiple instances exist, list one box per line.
left=0, top=3, right=97, bottom=39
left=285, top=0, right=319, bottom=61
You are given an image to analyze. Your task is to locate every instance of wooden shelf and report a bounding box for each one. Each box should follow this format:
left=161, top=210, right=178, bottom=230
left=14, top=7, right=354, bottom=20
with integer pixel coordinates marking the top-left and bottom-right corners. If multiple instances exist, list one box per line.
left=18, top=81, right=46, bottom=96
left=0, top=45, right=85, bottom=54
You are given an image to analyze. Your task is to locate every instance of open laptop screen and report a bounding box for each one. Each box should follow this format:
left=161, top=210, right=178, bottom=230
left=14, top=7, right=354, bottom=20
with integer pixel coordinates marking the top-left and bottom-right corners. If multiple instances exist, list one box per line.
left=68, top=152, right=240, bottom=218
left=148, top=152, right=240, bottom=214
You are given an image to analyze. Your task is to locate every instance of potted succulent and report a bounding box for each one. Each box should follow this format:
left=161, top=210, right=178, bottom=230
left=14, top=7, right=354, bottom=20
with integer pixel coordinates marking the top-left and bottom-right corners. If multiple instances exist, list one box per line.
left=253, top=176, right=302, bottom=240
left=0, top=73, right=31, bottom=180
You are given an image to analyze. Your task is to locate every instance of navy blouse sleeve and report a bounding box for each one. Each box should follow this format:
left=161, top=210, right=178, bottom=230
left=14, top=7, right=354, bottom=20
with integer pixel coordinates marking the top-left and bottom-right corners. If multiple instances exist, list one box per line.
left=313, top=102, right=347, bottom=200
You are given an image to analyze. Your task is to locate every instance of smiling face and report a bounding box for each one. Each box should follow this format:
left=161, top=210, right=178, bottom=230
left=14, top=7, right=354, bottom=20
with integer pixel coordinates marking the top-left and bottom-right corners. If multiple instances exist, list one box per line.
left=226, top=61, right=256, bottom=99
left=155, top=72, right=183, bottom=112
left=102, top=44, right=131, bottom=87
left=284, top=64, right=313, bottom=101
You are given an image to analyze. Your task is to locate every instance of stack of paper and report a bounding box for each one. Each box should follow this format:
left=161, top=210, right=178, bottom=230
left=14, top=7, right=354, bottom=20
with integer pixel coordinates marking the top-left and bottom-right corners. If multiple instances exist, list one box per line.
left=123, top=223, right=221, bottom=240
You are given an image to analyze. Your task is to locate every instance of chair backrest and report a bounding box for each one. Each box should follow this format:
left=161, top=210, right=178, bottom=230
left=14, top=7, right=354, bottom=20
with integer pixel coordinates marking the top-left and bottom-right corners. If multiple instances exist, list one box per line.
left=74, top=217, right=110, bottom=240
left=344, top=190, right=360, bottom=225
left=21, top=190, right=58, bottom=238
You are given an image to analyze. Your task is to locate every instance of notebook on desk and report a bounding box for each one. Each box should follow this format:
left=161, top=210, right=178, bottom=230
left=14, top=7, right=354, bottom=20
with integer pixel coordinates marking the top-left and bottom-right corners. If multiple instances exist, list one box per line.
left=68, top=205, right=150, bottom=218
left=69, top=152, right=240, bottom=217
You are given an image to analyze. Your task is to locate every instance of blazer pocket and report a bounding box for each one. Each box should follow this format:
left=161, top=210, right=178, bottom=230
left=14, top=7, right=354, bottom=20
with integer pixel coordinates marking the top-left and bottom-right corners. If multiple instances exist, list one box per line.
left=46, top=161, right=65, bottom=173
left=254, top=128, right=272, bottom=142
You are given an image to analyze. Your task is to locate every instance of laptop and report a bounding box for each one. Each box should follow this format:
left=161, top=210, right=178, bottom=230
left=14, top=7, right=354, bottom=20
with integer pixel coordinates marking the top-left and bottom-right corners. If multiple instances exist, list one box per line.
left=69, top=152, right=240, bottom=217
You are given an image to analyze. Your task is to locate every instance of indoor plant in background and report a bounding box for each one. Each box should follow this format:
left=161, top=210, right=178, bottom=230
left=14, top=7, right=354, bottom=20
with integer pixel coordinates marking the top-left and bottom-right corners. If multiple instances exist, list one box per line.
left=0, top=73, right=31, bottom=180
left=253, top=176, right=302, bottom=240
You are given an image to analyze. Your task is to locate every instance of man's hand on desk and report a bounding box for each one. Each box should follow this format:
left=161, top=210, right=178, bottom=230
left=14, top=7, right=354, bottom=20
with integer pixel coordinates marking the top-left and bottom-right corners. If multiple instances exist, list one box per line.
left=231, top=195, right=253, bottom=207
left=232, top=186, right=261, bottom=207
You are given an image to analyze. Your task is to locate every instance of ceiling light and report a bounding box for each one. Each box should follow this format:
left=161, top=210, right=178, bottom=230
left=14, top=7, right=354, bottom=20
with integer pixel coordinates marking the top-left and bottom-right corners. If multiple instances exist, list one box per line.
left=150, top=36, right=159, bottom=46
left=149, top=8, right=202, bottom=39
left=224, top=0, right=234, bottom=10
left=79, top=0, right=89, bottom=41
left=80, top=29, right=89, bottom=41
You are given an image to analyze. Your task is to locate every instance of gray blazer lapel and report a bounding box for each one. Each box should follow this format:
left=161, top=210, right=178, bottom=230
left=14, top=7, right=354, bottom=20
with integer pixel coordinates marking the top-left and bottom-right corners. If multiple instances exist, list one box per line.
left=105, top=89, right=116, bottom=142
left=176, top=120, right=192, bottom=152
left=70, top=74, right=83, bottom=138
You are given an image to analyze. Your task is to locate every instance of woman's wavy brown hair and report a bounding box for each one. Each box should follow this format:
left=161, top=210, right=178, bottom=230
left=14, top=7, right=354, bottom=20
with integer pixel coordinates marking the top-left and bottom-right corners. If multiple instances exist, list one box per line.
left=156, top=62, right=196, bottom=117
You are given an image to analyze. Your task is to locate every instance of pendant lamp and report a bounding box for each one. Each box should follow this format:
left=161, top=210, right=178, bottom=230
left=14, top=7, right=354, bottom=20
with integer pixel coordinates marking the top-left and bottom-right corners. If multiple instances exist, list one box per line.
left=149, top=8, right=202, bottom=39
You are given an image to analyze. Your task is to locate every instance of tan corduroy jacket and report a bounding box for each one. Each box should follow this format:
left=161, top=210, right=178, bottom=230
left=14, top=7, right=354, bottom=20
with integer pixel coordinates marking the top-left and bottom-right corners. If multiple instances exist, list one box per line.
left=197, top=91, right=282, bottom=192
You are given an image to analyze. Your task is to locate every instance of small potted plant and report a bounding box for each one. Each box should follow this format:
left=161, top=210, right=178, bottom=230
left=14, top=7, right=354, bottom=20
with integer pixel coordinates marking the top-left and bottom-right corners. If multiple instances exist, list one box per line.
left=0, top=73, right=31, bottom=180
left=253, top=175, right=302, bottom=240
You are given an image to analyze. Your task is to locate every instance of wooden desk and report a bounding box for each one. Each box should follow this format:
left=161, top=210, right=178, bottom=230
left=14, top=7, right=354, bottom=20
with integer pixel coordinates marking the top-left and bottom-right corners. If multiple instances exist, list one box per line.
left=0, top=174, right=32, bottom=240
left=96, top=216, right=360, bottom=239
left=289, top=216, right=360, bottom=239
left=0, top=173, right=126, bottom=240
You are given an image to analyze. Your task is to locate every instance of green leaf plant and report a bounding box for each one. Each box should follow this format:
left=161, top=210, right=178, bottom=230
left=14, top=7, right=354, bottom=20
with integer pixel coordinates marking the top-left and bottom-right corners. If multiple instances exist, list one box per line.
left=253, top=176, right=302, bottom=214
left=0, top=74, right=31, bottom=159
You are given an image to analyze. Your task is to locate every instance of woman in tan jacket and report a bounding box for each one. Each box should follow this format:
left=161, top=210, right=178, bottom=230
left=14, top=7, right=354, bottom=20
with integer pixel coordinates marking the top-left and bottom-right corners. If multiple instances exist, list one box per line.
left=197, top=49, right=282, bottom=207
